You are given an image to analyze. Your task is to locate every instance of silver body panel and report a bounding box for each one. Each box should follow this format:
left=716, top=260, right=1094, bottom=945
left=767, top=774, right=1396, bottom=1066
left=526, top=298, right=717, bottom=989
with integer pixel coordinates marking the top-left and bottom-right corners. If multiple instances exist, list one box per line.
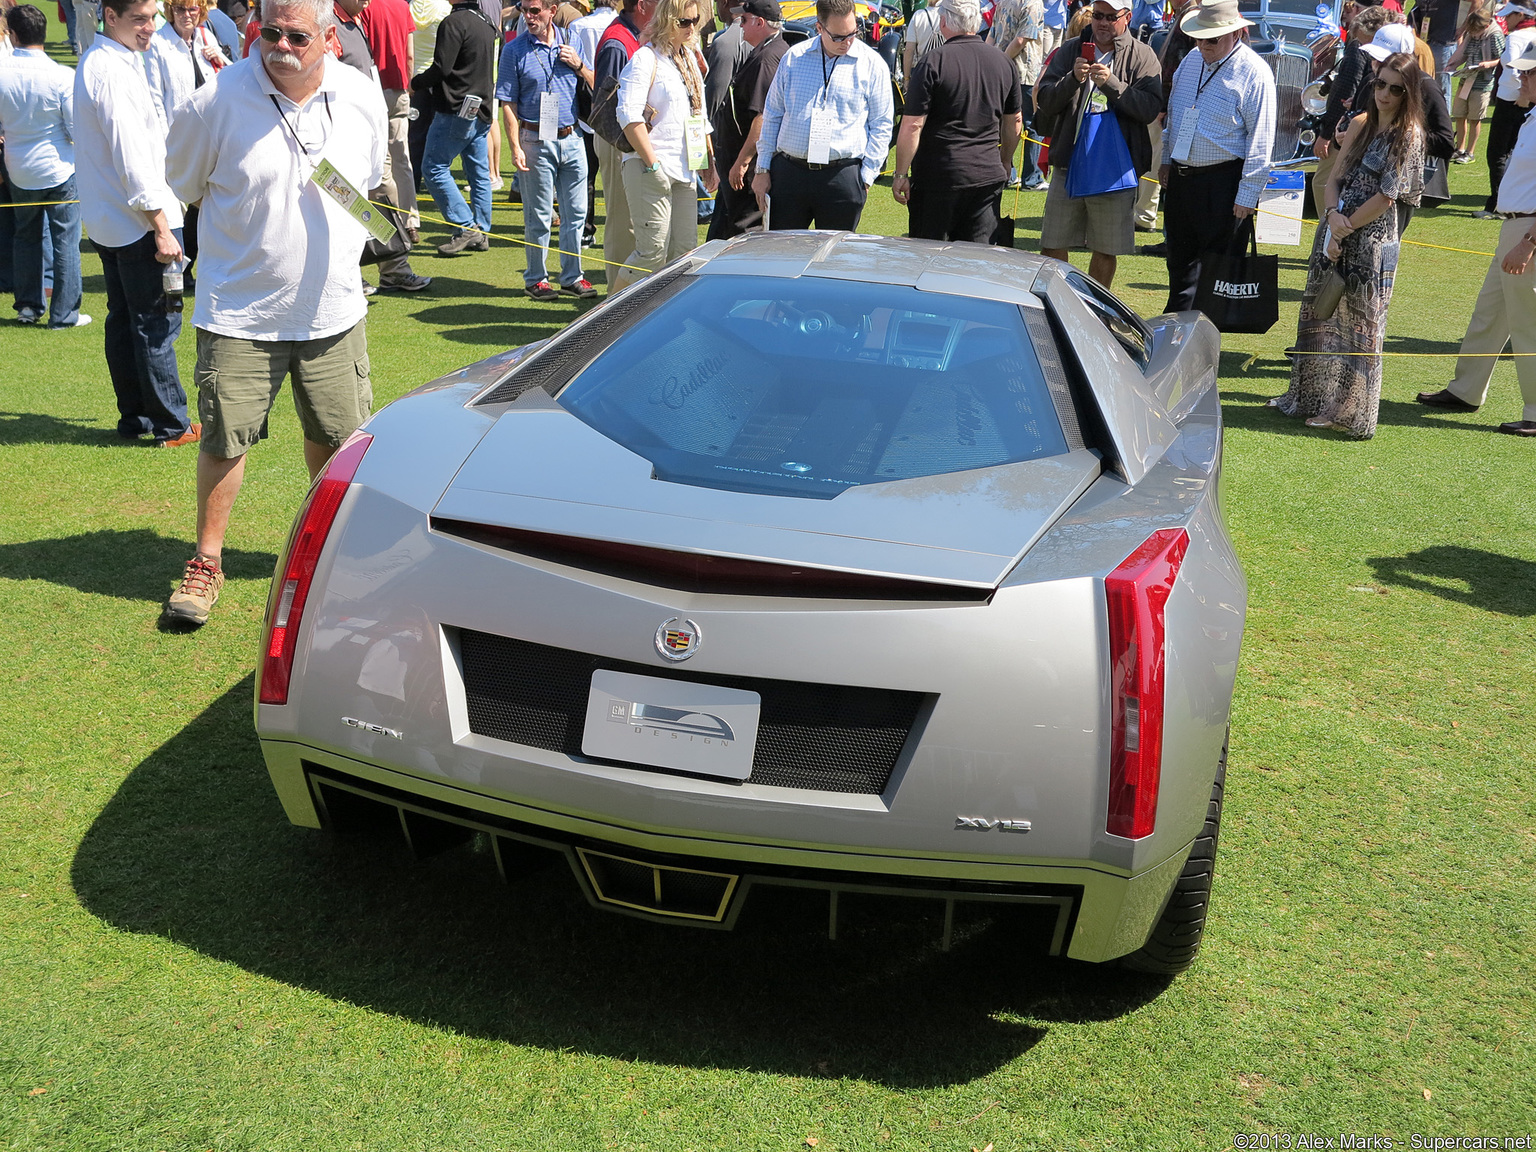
left=257, top=235, right=1245, bottom=964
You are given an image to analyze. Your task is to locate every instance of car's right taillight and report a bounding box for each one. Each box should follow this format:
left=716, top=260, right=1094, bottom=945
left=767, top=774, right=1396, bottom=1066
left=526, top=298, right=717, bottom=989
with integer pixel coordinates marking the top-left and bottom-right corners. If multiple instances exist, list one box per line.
left=258, top=431, right=372, bottom=706
left=1105, top=527, right=1190, bottom=840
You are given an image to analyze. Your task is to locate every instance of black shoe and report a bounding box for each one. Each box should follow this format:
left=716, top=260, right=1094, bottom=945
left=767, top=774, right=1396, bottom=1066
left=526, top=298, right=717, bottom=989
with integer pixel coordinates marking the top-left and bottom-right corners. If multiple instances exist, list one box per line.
left=1496, top=420, right=1536, bottom=437
left=562, top=278, right=598, bottom=299
left=1416, top=388, right=1479, bottom=412
left=1139, top=241, right=1167, bottom=257
left=526, top=280, right=560, bottom=301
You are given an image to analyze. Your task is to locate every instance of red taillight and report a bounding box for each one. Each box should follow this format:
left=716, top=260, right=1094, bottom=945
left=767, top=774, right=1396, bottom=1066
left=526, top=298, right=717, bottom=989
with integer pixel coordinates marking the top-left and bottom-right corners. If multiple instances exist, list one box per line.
left=258, top=431, right=372, bottom=706
left=1105, top=527, right=1189, bottom=839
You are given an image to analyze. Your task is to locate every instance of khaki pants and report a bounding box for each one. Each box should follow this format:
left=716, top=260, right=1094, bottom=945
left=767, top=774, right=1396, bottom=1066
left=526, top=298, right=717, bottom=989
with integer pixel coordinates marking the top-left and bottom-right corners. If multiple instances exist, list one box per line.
left=381, top=88, right=418, bottom=229
left=595, top=134, right=633, bottom=288
left=616, top=158, right=696, bottom=293
left=1134, top=120, right=1161, bottom=228
left=1448, top=218, right=1536, bottom=421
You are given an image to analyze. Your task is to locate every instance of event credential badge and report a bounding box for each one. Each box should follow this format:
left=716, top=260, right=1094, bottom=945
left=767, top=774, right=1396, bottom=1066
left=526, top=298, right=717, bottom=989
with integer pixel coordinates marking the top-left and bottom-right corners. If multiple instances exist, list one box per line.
left=311, top=159, right=398, bottom=245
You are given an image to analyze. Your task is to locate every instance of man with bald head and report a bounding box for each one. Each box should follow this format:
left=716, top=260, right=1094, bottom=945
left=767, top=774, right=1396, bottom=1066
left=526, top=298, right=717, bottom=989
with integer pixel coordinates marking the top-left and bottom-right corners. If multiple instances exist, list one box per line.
left=161, top=0, right=387, bottom=628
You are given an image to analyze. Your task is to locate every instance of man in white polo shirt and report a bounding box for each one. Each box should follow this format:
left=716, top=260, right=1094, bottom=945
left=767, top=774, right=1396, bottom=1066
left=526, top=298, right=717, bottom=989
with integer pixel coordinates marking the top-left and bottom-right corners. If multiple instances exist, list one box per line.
left=162, top=0, right=386, bottom=627
left=74, top=0, right=195, bottom=446
left=1416, top=39, right=1536, bottom=437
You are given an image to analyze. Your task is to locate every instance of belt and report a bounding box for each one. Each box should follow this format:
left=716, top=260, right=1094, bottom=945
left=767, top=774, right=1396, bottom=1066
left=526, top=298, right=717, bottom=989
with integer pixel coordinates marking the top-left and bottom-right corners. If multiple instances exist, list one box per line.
left=1170, top=158, right=1244, bottom=177
left=1507, top=210, right=1536, bottom=218
left=777, top=152, right=860, bottom=171
left=521, top=124, right=576, bottom=138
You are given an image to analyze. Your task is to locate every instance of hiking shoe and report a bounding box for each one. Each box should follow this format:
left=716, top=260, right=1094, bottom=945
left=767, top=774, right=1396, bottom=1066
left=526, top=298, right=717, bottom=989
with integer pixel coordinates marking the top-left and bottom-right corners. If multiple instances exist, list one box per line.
left=526, top=280, right=560, bottom=301
left=155, top=423, right=202, bottom=448
left=438, top=230, right=487, bottom=255
left=379, top=272, right=432, bottom=291
left=164, top=554, right=224, bottom=627
left=562, top=278, right=598, bottom=298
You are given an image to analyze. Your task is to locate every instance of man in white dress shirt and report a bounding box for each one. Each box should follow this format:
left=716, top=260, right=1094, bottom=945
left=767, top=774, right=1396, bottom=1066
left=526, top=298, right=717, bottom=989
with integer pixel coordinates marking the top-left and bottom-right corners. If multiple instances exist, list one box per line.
left=0, top=4, right=88, bottom=329
left=751, top=0, right=892, bottom=230
left=75, top=0, right=195, bottom=446
left=161, top=0, right=387, bottom=627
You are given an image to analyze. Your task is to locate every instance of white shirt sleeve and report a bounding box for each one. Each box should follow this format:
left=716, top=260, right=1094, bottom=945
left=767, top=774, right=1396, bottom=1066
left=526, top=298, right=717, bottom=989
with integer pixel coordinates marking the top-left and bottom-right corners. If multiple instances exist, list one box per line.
left=617, top=45, right=656, bottom=128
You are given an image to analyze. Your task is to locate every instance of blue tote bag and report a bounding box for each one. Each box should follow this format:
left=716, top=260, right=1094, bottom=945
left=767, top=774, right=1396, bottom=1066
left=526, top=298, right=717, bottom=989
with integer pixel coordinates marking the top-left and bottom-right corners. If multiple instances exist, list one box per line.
left=1065, top=104, right=1138, bottom=199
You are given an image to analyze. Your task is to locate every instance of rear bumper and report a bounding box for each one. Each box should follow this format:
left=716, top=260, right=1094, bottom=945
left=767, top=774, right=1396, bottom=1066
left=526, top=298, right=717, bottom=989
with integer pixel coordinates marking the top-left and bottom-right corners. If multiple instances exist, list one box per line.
left=262, top=739, right=1194, bottom=964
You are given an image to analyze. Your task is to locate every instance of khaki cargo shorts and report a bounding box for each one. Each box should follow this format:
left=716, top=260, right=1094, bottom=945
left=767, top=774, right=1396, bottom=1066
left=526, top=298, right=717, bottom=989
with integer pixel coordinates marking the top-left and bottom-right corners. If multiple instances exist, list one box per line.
left=195, top=321, right=372, bottom=459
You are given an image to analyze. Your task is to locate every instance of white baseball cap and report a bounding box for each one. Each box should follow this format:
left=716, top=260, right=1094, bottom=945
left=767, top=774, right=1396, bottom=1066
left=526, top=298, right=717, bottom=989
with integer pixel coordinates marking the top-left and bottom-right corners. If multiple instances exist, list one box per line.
left=1495, top=3, right=1536, bottom=19
left=1359, top=22, right=1416, bottom=62
left=1508, top=38, right=1536, bottom=70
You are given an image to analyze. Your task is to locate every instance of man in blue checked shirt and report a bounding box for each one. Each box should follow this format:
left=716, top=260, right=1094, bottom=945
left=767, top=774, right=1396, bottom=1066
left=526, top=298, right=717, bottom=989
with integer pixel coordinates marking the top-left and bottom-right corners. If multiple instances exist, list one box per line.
left=1157, top=0, right=1274, bottom=314
left=751, top=0, right=893, bottom=230
left=498, top=0, right=599, bottom=299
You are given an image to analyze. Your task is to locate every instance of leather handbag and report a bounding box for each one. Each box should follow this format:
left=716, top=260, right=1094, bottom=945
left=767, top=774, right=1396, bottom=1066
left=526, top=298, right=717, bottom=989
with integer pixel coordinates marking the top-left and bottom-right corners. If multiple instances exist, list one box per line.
left=590, top=55, right=657, bottom=153
left=1311, top=262, right=1347, bottom=321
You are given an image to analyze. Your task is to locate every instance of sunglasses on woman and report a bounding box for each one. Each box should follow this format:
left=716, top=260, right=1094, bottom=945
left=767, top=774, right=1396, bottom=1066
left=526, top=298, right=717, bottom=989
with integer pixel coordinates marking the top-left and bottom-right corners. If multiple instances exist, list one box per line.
left=260, top=23, right=316, bottom=46
left=1373, top=78, right=1407, bottom=97
left=676, top=14, right=701, bottom=25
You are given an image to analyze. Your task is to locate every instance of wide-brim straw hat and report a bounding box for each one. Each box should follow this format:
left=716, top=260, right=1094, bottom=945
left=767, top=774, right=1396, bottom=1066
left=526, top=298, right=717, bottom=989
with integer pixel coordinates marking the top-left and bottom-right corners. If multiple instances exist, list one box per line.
left=1179, top=0, right=1255, bottom=38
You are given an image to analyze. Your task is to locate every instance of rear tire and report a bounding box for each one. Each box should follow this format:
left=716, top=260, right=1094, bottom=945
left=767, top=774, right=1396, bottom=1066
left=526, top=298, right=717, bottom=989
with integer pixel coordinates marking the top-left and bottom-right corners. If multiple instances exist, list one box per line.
left=1119, top=734, right=1227, bottom=975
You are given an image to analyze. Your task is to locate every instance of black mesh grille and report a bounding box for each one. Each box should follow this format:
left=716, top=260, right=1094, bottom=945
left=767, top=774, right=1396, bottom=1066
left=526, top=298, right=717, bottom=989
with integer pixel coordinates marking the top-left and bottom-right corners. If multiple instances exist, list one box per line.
left=475, top=263, right=697, bottom=406
left=456, top=630, right=924, bottom=794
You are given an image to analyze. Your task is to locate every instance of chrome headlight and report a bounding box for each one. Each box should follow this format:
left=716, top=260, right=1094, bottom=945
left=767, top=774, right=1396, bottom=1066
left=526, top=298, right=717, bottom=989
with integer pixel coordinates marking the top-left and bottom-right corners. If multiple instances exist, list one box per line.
left=1302, top=80, right=1329, bottom=116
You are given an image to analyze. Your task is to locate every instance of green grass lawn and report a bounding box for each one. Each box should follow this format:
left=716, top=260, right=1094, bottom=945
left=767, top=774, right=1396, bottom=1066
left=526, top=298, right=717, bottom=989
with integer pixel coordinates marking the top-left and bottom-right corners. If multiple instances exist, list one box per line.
left=2, top=24, right=1534, bottom=1150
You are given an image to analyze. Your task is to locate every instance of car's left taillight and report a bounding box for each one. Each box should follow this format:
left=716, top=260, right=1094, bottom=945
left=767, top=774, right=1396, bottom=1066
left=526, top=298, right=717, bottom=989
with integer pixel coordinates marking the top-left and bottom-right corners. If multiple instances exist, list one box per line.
left=258, top=431, right=373, bottom=706
left=1105, top=526, right=1190, bottom=840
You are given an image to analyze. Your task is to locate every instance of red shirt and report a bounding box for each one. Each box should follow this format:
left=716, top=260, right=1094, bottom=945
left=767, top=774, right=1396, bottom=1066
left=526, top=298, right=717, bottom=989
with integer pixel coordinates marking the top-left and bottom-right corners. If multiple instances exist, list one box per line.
left=359, top=0, right=417, bottom=92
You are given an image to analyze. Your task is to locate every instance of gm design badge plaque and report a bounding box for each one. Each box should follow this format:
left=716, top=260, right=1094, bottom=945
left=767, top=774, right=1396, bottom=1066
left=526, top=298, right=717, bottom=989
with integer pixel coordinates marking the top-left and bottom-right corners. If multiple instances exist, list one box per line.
left=582, top=669, right=761, bottom=780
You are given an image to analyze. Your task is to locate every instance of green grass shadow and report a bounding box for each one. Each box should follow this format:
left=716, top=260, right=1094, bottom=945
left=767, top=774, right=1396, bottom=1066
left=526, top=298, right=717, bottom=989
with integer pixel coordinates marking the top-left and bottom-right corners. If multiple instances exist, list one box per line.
left=1367, top=545, right=1536, bottom=617
left=70, top=677, right=1171, bottom=1088
left=0, top=528, right=276, bottom=601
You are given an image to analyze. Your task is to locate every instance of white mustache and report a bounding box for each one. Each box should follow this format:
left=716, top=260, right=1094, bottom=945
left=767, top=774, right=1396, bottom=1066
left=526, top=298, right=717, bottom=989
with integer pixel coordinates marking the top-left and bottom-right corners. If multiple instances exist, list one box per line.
left=267, top=49, right=302, bottom=68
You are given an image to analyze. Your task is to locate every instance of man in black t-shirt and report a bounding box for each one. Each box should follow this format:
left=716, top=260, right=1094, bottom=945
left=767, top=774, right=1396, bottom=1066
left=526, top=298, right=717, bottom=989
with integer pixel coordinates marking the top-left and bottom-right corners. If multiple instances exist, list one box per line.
left=707, top=0, right=789, bottom=239
left=891, top=0, right=1023, bottom=243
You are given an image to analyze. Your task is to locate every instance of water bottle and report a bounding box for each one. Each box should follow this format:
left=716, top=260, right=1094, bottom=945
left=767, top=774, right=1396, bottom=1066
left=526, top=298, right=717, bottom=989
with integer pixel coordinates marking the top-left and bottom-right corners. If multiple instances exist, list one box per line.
left=163, top=259, right=185, bottom=314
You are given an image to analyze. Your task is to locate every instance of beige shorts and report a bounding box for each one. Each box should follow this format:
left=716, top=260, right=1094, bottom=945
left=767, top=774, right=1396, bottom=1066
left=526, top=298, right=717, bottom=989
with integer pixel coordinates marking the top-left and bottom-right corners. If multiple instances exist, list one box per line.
left=1452, top=85, right=1491, bottom=124
left=195, top=321, right=372, bottom=459
left=1039, top=175, right=1137, bottom=256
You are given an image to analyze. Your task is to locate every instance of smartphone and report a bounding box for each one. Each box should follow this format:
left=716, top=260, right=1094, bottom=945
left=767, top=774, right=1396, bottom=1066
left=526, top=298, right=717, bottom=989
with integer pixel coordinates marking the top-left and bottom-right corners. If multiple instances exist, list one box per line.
left=1081, top=41, right=1096, bottom=62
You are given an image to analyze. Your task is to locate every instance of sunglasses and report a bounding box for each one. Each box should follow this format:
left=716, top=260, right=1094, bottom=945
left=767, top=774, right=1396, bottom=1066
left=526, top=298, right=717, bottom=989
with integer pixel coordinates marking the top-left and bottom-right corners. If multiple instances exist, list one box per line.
left=520, top=3, right=548, bottom=11
left=259, top=23, right=316, bottom=45
left=821, top=26, right=858, bottom=40
left=1089, top=9, right=1123, bottom=19
left=1373, top=78, right=1406, bottom=97
left=676, top=14, right=700, bottom=24
left=171, top=5, right=202, bottom=14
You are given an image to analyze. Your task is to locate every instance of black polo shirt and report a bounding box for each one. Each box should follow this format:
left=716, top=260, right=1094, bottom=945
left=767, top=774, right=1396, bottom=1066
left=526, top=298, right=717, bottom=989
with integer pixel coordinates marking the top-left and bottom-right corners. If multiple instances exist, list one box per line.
left=713, top=32, right=789, bottom=169
left=906, top=33, right=1023, bottom=189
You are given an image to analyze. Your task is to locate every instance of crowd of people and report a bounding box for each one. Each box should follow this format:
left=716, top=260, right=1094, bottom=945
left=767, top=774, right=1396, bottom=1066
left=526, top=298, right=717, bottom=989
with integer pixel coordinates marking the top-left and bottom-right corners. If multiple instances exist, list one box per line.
left=0, top=0, right=1534, bottom=627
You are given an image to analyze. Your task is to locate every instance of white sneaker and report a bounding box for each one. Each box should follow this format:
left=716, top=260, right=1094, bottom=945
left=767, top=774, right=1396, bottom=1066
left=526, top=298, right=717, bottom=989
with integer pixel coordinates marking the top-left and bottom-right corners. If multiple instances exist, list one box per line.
left=490, top=176, right=506, bottom=192
left=50, top=313, right=92, bottom=329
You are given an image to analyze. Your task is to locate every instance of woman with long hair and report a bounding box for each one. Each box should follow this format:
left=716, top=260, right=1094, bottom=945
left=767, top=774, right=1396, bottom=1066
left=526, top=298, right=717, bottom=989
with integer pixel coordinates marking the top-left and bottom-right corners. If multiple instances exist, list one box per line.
left=1270, top=52, right=1425, bottom=438
left=613, top=0, right=716, bottom=290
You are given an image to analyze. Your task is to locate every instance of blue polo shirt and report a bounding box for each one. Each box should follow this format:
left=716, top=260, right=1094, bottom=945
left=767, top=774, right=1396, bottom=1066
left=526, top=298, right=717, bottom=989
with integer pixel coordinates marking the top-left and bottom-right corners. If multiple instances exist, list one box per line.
left=496, top=29, right=580, bottom=129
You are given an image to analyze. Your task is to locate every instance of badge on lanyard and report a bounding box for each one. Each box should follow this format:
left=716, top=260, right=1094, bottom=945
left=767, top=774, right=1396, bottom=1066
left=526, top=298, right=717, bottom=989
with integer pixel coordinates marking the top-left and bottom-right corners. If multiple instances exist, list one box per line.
left=539, top=90, right=561, bottom=140
left=684, top=115, right=708, bottom=170
left=311, top=158, right=398, bottom=244
left=807, top=105, right=834, bottom=166
left=1173, top=109, right=1198, bottom=163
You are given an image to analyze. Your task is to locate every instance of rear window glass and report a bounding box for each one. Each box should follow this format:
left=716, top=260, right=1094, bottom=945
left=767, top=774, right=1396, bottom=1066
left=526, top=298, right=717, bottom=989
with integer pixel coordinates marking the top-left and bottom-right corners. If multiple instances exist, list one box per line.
left=555, top=275, right=1069, bottom=500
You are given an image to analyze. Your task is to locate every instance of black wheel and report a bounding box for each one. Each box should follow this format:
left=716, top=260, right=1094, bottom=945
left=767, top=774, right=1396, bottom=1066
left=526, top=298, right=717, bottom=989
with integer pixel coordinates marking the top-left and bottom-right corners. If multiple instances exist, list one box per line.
left=1119, top=734, right=1227, bottom=976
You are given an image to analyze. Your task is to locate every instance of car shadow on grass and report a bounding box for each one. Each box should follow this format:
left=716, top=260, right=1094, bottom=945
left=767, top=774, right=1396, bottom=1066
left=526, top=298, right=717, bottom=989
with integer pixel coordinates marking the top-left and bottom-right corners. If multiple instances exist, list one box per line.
left=0, top=529, right=275, bottom=601
left=1367, top=545, right=1536, bottom=616
left=71, top=677, right=1171, bottom=1088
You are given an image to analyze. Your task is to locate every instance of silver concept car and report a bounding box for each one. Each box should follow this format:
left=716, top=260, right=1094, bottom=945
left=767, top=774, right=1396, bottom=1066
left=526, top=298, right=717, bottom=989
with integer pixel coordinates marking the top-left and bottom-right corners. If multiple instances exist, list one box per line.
left=256, top=233, right=1245, bottom=974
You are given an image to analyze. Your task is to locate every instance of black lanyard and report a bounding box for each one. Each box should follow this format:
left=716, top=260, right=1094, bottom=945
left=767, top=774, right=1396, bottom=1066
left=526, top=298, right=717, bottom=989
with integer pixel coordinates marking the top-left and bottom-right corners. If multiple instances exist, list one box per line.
left=269, top=92, right=333, bottom=157
left=820, top=43, right=841, bottom=101
left=1195, top=49, right=1233, bottom=101
left=532, top=29, right=564, bottom=91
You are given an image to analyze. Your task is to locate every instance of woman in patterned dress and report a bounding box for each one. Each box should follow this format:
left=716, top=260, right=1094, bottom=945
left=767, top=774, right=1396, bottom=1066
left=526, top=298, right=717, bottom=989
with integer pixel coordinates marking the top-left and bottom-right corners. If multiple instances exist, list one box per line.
left=1270, top=52, right=1425, bottom=439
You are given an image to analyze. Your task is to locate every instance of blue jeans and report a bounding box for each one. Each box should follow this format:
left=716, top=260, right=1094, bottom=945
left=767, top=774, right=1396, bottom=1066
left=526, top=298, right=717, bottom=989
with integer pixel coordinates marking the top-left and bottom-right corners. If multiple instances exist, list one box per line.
left=1433, top=41, right=1455, bottom=102
left=518, top=130, right=587, bottom=287
left=95, top=230, right=190, bottom=440
left=13, top=177, right=83, bottom=327
left=423, top=113, right=492, bottom=235
left=59, top=0, right=77, bottom=48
